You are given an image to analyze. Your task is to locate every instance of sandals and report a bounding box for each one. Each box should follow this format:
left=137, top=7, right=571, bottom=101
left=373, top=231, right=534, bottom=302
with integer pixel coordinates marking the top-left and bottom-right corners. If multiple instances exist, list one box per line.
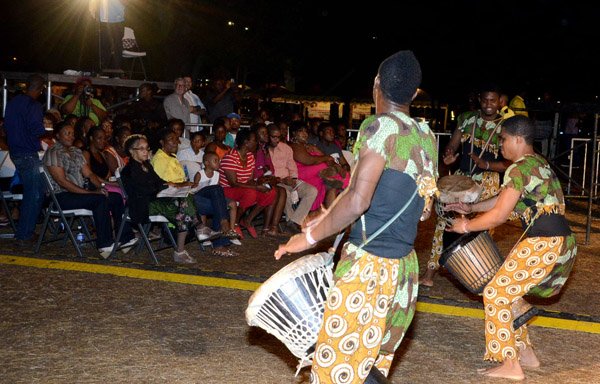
left=211, top=248, right=239, bottom=257
left=233, top=224, right=245, bottom=240
left=224, top=229, right=241, bottom=240
left=239, top=220, right=258, bottom=239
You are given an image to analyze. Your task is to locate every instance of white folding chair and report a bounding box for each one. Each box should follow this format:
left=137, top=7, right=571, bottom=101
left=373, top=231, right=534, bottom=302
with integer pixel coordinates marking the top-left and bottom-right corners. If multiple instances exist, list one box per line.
left=122, top=26, right=147, bottom=80
left=35, top=167, right=94, bottom=258
left=110, top=172, right=176, bottom=265
left=0, top=150, right=21, bottom=238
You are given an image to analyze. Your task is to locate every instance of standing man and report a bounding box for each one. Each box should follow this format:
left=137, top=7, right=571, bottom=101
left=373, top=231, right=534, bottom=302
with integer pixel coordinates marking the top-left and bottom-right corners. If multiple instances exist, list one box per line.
left=206, top=77, right=236, bottom=123
left=275, top=50, right=438, bottom=383
left=421, top=85, right=510, bottom=287
left=163, top=78, right=191, bottom=125
left=183, top=75, right=207, bottom=131
left=60, top=77, right=108, bottom=126
left=224, top=112, right=241, bottom=148
left=96, top=0, right=125, bottom=73
left=4, top=74, right=47, bottom=245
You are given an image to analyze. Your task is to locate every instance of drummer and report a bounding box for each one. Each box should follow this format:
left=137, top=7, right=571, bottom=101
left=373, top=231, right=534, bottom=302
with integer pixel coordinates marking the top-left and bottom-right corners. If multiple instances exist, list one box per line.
left=446, top=115, right=577, bottom=380
left=420, top=84, right=511, bottom=287
left=275, top=50, right=438, bottom=383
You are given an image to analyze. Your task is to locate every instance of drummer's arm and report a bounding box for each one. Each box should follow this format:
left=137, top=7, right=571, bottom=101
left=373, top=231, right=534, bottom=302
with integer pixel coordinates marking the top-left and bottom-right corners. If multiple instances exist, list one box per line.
left=275, top=146, right=385, bottom=258
left=449, top=187, right=520, bottom=233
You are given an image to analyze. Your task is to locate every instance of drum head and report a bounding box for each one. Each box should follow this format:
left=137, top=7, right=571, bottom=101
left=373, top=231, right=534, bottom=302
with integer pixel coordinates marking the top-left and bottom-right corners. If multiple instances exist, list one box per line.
left=246, top=252, right=334, bottom=324
left=438, top=175, right=482, bottom=204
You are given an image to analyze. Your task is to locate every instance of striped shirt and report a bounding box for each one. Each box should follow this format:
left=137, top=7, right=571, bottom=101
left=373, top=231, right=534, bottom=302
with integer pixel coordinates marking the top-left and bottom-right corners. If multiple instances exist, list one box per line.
left=219, top=149, right=255, bottom=188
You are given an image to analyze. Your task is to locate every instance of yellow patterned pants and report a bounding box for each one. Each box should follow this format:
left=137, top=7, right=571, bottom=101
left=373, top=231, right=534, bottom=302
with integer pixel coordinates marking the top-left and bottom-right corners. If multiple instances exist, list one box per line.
left=310, top=243, right=419, bottom=384
left=427, top=171, right=500, bottom=271
left=483, top=235, right=576, bottom=362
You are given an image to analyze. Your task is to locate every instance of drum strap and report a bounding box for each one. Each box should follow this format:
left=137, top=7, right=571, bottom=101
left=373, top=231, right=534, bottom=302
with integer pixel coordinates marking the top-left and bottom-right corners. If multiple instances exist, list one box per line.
left=358, top=188, right=418, bottom=251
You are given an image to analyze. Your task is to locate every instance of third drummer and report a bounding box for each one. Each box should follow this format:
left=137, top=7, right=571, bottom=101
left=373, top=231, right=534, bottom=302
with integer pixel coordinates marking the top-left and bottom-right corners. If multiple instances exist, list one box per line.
left=446, top=115, right=577, bottom=380
left=420, top=84, right=511, bottom=287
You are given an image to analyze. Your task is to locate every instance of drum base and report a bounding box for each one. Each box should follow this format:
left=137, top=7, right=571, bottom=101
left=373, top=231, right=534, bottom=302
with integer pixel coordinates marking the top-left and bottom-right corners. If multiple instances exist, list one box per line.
left=511, top=298, right=539, bottom=329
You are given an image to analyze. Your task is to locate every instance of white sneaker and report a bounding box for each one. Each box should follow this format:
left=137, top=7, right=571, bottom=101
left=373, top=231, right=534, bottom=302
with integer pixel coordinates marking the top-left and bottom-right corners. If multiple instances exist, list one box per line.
left=119, top=237, right=139, bottom=254
left=230, top=238, right=242, bottom=246
left=196, top=226, right=221, bottom=241
left=98, top=244, right=115, bottom=259
left=173, top=250, right=196, bottom=264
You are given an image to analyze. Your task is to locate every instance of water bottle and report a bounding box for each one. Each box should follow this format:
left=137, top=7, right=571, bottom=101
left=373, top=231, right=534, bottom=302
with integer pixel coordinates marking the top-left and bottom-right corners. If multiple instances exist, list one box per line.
left=76, top=226, right=85, bottom=246
left=183, top=165, right=190, bottom=181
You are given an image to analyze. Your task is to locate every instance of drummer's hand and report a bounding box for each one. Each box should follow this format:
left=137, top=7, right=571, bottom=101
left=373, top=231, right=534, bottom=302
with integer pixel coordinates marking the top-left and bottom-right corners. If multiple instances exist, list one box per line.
left=469, top=153, right=486, bottom=169
left=447, top=217, right=469, bottom=233
left=274, top=233, right=312, bottom=260
left=443, top=151, right=459, bottom=165
left=444, top=202, right=472, bottom=214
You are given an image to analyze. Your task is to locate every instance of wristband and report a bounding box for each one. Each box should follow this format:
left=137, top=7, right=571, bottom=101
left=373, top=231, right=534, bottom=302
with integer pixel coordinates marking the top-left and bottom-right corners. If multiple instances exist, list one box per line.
left=305, top=227, right=317, bottom=245
left=485, top=161, right=490, bottom=170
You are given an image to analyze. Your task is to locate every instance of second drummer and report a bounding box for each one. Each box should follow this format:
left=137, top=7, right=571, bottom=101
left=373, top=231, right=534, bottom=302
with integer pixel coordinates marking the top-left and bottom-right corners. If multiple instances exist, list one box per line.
left=446, top=115, right=577, bottom=380
left=420, top=84, right=511, bottom=287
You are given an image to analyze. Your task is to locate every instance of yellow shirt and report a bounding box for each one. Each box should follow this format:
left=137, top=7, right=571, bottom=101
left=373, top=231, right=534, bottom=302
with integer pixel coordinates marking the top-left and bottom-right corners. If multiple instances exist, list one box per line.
left=151, top=149, right=186, bottom=183
left=509, top=95, right=528, bottom=117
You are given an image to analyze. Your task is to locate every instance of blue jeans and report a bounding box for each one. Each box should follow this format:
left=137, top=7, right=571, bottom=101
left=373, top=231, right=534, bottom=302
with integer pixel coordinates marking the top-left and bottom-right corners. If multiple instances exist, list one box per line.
left=194, top=185, right=231, bottom=247
left=11, top=154, right=45, bottom=240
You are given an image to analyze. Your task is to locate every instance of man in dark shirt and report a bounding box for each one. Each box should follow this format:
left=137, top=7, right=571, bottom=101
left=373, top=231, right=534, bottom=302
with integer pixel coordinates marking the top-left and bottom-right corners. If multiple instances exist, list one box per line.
left=4, top=74, right=47, bottom=243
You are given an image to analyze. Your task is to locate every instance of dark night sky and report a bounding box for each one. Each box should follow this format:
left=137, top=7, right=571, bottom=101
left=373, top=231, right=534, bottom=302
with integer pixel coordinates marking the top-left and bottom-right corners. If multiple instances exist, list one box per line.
left=2, top=0, right=600, bottom=106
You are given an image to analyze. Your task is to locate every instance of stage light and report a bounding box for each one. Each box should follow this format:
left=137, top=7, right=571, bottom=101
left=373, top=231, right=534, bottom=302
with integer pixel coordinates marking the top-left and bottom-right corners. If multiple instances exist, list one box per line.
left=227, top=21, right=235, bottom=26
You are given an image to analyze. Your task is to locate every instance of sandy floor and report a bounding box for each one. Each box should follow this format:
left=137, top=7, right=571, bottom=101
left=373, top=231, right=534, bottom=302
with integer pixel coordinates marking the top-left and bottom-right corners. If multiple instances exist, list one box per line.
left=0, top=199, right=599, bottom=383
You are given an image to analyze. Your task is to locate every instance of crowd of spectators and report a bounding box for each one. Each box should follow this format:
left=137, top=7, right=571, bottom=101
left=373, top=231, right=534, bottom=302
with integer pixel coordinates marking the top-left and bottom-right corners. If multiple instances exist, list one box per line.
left=0, top=74, right=354, bottom=263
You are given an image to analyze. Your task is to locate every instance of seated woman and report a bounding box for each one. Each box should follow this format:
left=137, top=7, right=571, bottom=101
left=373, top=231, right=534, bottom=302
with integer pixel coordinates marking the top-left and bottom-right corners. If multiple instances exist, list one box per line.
left=204, top=121, right=230, bottom=160
left=219, top=129, right=278, bottom=239
left=104, top=124, right=131, bottom=173
left=254, top=123, right=288, bottom=237
left=150, top=128, right=219, bottom=242
left=43, top=121, right=137, bottom=258
left=288, top=121, right=348, bottom=211
left=72, top=116, right=95, bottom=150
left=121, top=134, right=199, bottom=264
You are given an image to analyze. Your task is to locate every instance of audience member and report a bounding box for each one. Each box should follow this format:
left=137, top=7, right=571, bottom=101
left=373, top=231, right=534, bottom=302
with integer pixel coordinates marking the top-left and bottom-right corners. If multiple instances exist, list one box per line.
left=163, top=78, right=191, bottom=125
left=43, top=122, right=136, bottom=258
left=3, top=74, right=46, bottom=245
left=60, top=77, right=108, bottom=125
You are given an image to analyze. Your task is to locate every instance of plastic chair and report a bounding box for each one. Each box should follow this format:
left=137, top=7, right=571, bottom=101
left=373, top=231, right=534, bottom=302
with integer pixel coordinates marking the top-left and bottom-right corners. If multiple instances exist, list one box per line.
left=35, top=167, right=95, bottom=258
left=110, top=171, right=176, bottom=265
left=122, top=26, right=147, bottom=79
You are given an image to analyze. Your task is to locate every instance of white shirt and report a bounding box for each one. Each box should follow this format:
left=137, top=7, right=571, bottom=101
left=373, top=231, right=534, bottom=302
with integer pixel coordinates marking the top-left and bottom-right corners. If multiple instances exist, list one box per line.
left=184, top=90, right=206, bottom=125
left=177, top=146, right=204, bottom=163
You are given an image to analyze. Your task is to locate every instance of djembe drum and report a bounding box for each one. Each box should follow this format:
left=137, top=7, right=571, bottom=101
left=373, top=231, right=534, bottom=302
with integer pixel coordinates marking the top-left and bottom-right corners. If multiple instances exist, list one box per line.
left=439, top=231, right=539, bottom=329
left=246, top=252, right=335, bottom=367
left=437, top=174, right=483, bottom=226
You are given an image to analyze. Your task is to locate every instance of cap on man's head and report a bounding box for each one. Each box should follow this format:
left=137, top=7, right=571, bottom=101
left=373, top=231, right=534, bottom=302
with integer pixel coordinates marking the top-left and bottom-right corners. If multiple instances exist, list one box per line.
left=227, top=113, right=241, bottom=120
left=377, top=50, right=421, bottom=105
left=75, top=76, right=92, bottom=86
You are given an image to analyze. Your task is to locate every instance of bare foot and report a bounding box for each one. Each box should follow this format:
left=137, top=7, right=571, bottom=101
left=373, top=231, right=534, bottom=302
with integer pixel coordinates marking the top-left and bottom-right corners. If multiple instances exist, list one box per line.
left=419, top=268, right=436, bottom=287
left=519, top=347, right=540, bottom=368
left=478, top=359, right=525, bottom=381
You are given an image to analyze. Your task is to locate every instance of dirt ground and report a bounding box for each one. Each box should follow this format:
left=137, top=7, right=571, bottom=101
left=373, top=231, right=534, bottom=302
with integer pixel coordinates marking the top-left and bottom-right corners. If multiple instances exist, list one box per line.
left=0, top=199, right=599, bottom=383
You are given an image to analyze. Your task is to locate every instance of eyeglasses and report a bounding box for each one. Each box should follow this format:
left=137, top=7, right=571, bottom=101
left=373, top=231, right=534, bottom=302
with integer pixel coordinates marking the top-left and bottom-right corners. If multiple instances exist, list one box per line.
left=132, top=147, right=150, bottom=152
left=270, top=135, right=281, bottom=139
